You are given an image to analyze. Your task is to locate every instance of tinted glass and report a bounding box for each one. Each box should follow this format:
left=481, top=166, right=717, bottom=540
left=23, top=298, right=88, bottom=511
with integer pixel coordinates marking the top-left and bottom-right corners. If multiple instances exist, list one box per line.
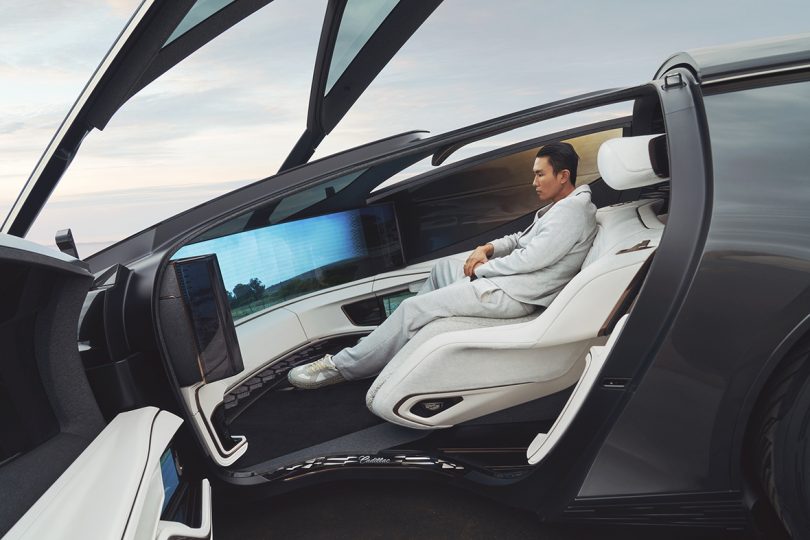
left=266, top=170, right=363, bottom=224
left=325, top=0, right=399, bottom=93
left=165, top=0, right=236, bottom=46
left=192, top=169, right=364, bottom=244
left=704, top=80, right=810, bottom=250
left=381, top=128, right=621, bottom=259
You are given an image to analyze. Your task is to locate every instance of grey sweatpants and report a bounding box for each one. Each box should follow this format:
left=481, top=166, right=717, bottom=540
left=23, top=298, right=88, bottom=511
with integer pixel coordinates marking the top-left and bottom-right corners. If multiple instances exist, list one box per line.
left=332, top=258, right=535, bottom=380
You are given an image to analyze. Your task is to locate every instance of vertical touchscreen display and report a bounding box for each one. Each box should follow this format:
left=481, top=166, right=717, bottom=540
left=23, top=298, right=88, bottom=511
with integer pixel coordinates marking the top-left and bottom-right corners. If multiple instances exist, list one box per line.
left=173, top=254, right=245, bottom=383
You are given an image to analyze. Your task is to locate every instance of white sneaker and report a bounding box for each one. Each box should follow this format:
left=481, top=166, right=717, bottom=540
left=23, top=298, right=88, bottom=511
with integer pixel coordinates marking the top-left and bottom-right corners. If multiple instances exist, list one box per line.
left=287, top=354, right=346, bottom=389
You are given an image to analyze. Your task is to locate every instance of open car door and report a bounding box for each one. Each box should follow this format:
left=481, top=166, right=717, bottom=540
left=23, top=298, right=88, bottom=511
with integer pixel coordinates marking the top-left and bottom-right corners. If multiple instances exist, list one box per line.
left=0, top=234, right=210, bottom=539
left=2, top=0, right=442, bottom=239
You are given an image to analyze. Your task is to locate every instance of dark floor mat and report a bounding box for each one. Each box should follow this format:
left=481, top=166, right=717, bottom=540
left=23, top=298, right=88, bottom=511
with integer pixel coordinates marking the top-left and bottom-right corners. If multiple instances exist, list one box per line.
left=227, top=379, right=383, bottom=468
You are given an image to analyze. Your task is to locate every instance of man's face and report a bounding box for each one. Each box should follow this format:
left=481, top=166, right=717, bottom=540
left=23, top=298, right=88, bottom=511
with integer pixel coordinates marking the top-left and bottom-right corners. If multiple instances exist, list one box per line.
left=532, top=156, right=569, bottom=203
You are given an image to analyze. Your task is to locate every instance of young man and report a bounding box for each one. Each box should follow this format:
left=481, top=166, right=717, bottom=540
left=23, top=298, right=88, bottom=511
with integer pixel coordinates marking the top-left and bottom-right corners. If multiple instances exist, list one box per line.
left=289, top=141, right=597, bottom=389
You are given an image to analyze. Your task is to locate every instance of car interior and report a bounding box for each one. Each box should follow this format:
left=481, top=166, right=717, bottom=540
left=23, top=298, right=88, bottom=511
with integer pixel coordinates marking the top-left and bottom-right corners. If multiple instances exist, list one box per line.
left=0, top=91, right=670, bottom=537
left=154, top=93, right=672, bottom=481
left=13, top=3, right=809, bottom=536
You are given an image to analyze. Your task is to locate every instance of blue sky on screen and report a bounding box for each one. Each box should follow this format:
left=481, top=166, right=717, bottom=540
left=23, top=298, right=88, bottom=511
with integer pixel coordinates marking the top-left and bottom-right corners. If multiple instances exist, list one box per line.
left=173, top=210, right=366, bottom=293
left=1, top=0, right=809, bottom=256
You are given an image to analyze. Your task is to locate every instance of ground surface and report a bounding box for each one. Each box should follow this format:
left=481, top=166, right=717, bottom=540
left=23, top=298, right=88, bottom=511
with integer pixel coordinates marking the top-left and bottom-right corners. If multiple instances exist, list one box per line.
left=213, top=480, right=766, bottom=539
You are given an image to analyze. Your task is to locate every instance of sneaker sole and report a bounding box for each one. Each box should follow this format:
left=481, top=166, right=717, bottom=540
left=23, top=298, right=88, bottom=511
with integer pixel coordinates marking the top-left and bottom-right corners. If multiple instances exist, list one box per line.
left=287, top=370, right=345, bottom=390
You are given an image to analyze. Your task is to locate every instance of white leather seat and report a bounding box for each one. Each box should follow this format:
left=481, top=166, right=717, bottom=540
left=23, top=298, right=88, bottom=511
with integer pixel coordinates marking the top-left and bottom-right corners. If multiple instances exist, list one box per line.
left=367, top=135, right=669, bottom=429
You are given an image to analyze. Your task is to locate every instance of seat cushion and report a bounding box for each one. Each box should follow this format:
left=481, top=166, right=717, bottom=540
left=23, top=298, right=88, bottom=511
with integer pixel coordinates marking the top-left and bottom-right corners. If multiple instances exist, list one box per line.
left=366, top=312, right=541, bottom=408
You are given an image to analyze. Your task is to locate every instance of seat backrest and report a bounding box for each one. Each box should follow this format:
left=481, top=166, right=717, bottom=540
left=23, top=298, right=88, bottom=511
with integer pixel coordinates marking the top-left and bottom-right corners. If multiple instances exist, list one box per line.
left=582, top=198, right=664, bottom=268
left=583, top=134, right=670, bottom=267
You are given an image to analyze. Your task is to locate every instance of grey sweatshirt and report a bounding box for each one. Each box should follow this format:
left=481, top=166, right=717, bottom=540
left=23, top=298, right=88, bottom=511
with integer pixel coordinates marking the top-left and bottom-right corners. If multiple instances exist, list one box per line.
left=474, top=184, right=597, bottom=306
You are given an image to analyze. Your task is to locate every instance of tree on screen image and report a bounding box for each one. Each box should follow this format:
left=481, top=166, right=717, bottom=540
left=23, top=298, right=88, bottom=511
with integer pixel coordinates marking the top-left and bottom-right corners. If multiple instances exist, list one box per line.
left=229, top=278, right=267, bottom=309
left=226, top=258, right=367, bottom=320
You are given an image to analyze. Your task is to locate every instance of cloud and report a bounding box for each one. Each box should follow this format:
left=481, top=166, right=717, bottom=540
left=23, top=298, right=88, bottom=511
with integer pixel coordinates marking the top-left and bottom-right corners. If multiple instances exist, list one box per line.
left=5, top=0, right=810, bottom=246
left=0, top=1, right=125, bottom=70
left=99, top=0, right=140, bottom=16
left=39, top=178, right=254, bottom=208
left=0, top=121, right=25, bottom=135
left=25, top=177, right=260, bottom=247
left=0, top=0, right=138, bottom=25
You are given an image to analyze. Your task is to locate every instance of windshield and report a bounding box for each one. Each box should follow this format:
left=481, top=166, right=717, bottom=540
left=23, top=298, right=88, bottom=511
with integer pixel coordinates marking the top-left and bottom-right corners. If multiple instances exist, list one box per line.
left=23, top=2, right=321, bottom=257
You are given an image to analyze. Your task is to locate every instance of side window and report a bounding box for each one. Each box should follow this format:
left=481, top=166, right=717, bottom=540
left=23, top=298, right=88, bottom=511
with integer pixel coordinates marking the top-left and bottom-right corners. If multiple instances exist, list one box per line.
left=377, top=127, right=622, bottom=259
left=172, top=172, right=403, bottom=322
left=704, top=80, right=810, bottom=233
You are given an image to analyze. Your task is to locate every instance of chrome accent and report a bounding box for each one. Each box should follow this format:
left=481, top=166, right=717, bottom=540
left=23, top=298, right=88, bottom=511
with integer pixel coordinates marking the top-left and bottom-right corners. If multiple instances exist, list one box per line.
left=267, top=454, right=465, bottom=481
left=702, top=62, right=810, bottom=85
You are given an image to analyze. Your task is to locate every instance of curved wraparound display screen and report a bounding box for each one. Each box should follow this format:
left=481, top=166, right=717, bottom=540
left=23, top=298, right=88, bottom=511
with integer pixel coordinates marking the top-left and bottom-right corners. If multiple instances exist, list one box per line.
left=173, top=204, right=404, bottom=320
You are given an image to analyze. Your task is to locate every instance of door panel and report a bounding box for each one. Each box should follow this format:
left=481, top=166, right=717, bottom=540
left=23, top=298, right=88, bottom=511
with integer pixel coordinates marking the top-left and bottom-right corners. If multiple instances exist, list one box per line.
left=0, top=235, right=104, bottom=535
left=5, top=408, right=197, bottom=540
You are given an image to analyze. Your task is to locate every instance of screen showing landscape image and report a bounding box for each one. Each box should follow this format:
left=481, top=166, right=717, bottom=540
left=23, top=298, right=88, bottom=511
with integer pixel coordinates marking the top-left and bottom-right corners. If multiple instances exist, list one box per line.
left=173, top=205, right=404, bottom=320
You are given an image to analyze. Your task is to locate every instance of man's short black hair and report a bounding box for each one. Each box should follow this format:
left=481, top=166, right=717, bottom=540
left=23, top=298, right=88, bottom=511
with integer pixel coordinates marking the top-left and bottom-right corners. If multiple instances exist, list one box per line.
left=536, top=142, right=579, bottom=186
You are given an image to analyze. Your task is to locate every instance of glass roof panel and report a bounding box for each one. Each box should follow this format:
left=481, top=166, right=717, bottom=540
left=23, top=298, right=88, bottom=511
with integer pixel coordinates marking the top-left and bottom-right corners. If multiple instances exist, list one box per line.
left=164, top=0, right=236, bottom=46
left=325, top=0, right=399, bottom=93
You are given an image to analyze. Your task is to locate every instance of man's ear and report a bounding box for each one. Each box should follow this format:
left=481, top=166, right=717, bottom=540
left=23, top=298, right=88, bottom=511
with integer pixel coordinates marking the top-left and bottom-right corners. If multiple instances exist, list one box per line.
left=559, top=169, right=570, bottom=184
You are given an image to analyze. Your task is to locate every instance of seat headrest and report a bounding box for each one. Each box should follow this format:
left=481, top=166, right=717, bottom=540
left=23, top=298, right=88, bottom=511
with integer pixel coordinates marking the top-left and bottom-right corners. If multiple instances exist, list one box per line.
left=597, top=135, right=669, bottom=190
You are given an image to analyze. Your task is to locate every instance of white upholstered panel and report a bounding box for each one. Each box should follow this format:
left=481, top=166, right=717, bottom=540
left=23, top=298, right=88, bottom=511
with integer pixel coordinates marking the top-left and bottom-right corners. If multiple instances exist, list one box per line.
left=6, top=408, right=183, bottom=540
left=527, top=314, right=630, bottom=464
left=582, top=199, right=662, bottom=268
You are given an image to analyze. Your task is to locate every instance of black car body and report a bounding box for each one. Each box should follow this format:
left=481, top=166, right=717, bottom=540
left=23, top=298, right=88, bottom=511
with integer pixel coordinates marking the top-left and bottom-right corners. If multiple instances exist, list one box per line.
left=1, top=1, right=809, bottom=537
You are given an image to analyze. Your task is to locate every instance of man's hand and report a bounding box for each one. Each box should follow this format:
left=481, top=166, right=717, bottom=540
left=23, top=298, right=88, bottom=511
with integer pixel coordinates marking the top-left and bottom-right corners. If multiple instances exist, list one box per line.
left=463, top=244, right=494, bottom=277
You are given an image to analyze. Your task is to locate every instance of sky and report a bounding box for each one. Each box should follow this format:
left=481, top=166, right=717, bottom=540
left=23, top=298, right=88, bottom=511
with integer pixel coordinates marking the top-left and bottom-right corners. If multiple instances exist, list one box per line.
left=1, top=0, right=809, bottom=256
